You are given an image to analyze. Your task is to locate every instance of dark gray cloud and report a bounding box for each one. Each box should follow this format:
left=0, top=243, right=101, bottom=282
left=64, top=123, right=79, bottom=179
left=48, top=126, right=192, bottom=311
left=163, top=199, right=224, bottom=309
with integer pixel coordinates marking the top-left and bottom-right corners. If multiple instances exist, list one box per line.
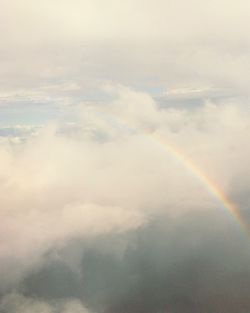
left=15, top=208, right=250, bottom=313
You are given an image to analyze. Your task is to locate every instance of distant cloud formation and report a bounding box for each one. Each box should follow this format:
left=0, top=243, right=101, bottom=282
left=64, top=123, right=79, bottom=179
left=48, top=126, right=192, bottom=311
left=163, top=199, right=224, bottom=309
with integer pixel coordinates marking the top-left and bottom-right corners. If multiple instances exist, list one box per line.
left=1, top=0, right=250, bottom=115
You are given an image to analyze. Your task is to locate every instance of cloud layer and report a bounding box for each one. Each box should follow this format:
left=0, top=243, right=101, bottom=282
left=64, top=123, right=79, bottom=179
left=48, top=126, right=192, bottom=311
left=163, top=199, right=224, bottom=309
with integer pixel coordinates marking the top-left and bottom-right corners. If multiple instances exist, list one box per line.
left=1, top=1, right=250, bottom=310
left=1, top=0, right=250, bottom=116
left=0, top=86, right=250, bottom=311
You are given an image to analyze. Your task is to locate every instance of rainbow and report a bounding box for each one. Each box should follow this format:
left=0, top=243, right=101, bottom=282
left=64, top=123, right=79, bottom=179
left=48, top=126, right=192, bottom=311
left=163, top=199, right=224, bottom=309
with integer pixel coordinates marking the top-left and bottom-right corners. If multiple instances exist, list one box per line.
left=145, top=130, right=249, bottom=235
left=100, top=111, right=249, bottom=235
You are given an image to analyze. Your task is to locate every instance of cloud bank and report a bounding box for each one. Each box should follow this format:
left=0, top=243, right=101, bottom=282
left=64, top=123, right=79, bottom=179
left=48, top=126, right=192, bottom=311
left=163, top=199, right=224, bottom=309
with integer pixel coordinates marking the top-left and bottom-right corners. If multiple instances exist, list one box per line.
left=1, top=0, right=250, bottom=311
left=1, top=0, right=250, bottom=116
left=0, top=86, right=250, bottom=311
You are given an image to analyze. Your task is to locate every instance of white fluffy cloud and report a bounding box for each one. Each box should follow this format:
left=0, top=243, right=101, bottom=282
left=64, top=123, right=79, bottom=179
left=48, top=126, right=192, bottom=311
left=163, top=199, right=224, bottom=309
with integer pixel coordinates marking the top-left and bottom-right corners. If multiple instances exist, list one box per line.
left=0, top=86, right=250, bottom=292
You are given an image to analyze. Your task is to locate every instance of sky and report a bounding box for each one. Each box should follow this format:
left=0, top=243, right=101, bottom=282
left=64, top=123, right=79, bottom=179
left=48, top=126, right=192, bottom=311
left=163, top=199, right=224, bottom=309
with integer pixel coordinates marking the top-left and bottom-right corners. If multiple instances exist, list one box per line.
left=1, top=1, right=250, bottom=312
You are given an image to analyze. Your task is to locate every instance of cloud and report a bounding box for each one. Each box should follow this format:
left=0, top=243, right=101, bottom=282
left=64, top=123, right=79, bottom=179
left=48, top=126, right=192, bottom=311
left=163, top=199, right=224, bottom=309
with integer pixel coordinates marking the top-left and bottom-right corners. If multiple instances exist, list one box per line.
left=0, top=293, right=91, bottom=313
left=0, top=86, right=249, bottom=311
left=1, top=1, right=250, bottom=310
left=17, top=212, right=250, bottom=313
left=1, top=0, right=250, bottom=102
